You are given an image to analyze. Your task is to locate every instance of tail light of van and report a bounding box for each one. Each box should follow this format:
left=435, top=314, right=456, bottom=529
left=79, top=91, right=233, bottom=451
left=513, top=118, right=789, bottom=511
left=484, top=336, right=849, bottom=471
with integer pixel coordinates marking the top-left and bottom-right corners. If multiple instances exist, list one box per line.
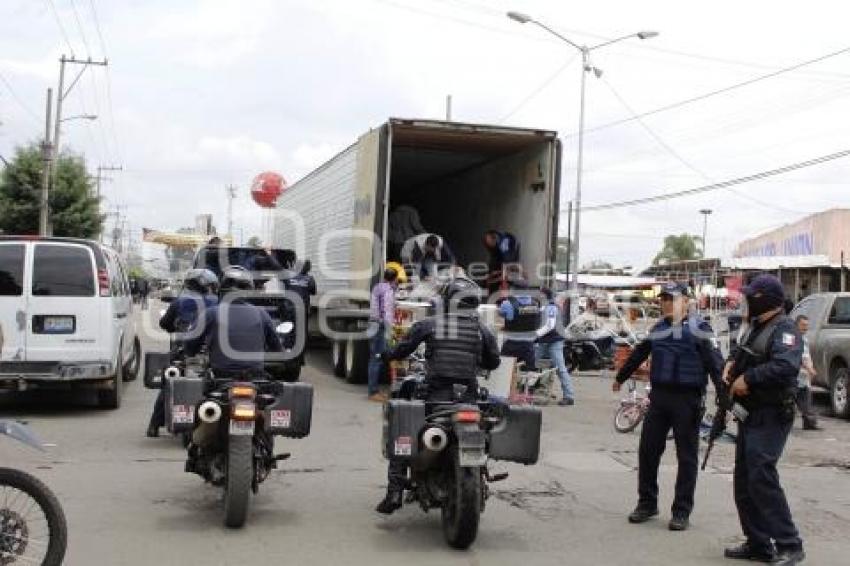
left=97, top=269, right=111, bottom=297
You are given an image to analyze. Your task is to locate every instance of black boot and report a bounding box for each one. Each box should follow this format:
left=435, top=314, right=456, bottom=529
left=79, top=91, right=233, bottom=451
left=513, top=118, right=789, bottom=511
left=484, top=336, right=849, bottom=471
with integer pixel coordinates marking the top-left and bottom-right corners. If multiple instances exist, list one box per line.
left=723, top=542, right=776, bottom=562
left=628, top=505, right=659, bottom=524
left=376, top=487, right=403, bottom=515
left=773, top=548, right=805, bottom=565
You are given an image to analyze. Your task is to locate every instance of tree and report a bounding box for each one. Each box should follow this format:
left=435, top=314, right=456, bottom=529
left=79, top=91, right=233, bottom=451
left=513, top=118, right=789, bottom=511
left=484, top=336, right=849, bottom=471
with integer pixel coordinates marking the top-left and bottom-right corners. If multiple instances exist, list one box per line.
left=555, top=236, right=571, bottom=272
left=0, top=142, right=103, bottom=238
left=653, top=234, right=704, bottom=265
left=582, top=259, right=614, bottom=271
left=246, top=236, right=262, bottom=248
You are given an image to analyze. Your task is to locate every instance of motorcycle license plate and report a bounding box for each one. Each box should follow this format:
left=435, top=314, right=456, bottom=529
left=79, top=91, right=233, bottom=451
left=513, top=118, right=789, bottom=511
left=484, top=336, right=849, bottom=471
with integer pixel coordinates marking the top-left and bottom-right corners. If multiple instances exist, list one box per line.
left=459, top=447, right=487, bottom=467
left=458, top=429, right=487, bottom=467
left=171, top=405, right=194, bottom=425
left=229, top=420, right=255, bottom=436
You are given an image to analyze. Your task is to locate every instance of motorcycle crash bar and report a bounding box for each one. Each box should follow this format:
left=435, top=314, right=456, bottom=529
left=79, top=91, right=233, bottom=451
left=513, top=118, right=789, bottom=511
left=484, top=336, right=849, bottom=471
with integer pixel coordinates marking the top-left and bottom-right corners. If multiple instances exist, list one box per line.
left=422, top=427, right=449, bottom=452
left=198, top=401, right=222, bottom=424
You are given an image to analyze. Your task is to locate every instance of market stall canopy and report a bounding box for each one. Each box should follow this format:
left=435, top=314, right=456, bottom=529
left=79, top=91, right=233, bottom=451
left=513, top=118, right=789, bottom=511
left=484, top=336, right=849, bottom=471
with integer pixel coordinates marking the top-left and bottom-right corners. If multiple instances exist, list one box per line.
left=556, top=273, right=658, bottom=289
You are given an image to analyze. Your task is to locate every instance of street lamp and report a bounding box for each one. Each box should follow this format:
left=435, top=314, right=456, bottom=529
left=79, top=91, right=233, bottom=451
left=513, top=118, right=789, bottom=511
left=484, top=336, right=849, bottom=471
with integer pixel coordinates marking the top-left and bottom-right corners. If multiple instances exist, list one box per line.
left=700, top=209, right=713, bottom=257
left=59, top=114, right=97, bottom=123
left=507, top=11, right=658, bottom=296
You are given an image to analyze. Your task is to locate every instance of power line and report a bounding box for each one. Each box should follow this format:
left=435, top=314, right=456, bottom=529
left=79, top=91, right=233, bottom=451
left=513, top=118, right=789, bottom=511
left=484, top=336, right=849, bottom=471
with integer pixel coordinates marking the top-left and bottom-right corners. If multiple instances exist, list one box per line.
left=87, top=0, right=108, bottom=56
left=600, top=77, right=809, bottom=217
left=86, top=0, right=123, bottom=164
left=568, top=46, right=850, bottom=139
left=0, top=71, right=41, bottom=124
left=44, top=0, right=76, bottom=56
left=581, top=148, right=850, bottom=212
left=499, top=54, right=578, bottom=122
left=68, top=0, right=92, bottom=55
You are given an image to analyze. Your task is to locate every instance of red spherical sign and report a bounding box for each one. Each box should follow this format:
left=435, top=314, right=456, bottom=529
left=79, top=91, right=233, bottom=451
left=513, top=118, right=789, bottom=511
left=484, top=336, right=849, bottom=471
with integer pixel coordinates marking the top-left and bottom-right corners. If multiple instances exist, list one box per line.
left=250, top=171, right=286, bottom=208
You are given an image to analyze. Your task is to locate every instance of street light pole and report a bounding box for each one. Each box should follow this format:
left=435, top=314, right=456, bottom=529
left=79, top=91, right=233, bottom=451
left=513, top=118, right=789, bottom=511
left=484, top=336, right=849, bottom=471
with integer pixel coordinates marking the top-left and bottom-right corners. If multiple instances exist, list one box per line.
left=700, top=208, right=712, bottom=257
left=39, top=88, right=54, bottom=236
left=506, top=11, right=657, bottom=298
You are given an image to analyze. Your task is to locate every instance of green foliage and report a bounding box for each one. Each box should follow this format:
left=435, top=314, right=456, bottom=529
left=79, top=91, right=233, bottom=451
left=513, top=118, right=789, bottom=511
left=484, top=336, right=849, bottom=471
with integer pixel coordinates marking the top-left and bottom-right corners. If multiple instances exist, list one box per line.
left=0, top=142, right=103, bottom=238
left=127, top=266, right=148, bottom=279
left=653, top=234, right=704, bottom=265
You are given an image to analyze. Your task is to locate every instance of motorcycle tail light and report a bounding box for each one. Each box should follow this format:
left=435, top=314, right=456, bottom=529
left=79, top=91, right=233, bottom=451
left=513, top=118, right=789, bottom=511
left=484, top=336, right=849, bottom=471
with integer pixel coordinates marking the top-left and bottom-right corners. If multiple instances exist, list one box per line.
left=231, top=402, right=256, bottom=421
left=453, top=410, right=481, bottom=423
left=229, top=383, right=256, bottom=400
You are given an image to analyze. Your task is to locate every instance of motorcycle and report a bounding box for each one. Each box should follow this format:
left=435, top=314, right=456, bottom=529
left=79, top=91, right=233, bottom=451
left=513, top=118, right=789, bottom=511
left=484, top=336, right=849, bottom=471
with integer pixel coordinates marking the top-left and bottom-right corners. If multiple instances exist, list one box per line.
left=384, top=381, right=541, bottom=549
left=143, top=338, right=313, bottom=528
left=0, top=421, right=67, bottom=566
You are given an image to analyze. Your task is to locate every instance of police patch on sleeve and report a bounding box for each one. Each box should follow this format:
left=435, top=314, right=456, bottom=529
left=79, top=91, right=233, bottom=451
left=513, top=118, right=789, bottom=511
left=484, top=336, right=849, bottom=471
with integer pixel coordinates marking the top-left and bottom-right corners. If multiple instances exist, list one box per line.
left=782, top=333, right=797, bottom=347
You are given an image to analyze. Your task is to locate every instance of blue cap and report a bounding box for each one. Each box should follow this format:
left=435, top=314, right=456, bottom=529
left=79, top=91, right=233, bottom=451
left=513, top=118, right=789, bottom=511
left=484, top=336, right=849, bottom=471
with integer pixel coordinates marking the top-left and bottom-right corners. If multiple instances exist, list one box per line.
left=743, top=274, right=784, bottom=300
left=658, top=281, right=689, bottom=297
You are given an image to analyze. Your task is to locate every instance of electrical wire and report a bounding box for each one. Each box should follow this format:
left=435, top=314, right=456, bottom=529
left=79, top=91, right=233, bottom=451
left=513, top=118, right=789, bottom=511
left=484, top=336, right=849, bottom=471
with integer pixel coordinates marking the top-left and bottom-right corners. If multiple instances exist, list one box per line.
left=580, top=149, right=850, bottom=212
left=0, top=71, right=41, bottom=124
left=567, top=46, right=850, bottom=139
left=88, top=0, right=123, bottom=163
left=88, top=0, right=108, bottom=56
left=44, top=0, right=76, bottom=56
left=68, top=0, right=92, bottom=55
left=499, top=53, right=578, bottom=123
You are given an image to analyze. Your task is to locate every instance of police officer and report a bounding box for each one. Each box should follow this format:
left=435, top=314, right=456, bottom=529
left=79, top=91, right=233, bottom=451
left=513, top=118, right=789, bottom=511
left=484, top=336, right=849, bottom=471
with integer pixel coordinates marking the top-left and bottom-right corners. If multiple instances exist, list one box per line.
left=284, top=260, right=317, bottom=364
left=375, top=277, right=501, bottom=514
left=498, top=277, right=543, bottom=372
left=613, top=282, right=723, bottom=531
left=184, top=268, right=283, bottom=379
left=146, top=268, right=219, bottom=437
left=723, top=274, right=805, bottom=565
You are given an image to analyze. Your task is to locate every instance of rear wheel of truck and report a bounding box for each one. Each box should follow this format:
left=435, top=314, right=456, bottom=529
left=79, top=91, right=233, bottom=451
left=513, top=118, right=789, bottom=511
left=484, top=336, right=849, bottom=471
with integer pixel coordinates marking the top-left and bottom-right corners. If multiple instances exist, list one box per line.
left=223, top=435, right=253, bottom=528
left=830, top=367, right=850, bottom=419
left=331, top=340, right=347, bottom=378
left=344, top=337, right=369, bottom=384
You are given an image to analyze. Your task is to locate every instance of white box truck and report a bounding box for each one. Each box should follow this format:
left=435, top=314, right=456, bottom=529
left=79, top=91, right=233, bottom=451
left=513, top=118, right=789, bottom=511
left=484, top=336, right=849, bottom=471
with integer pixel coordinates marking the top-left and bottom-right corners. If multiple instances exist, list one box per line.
left=273, top=118, right=562, bottom=383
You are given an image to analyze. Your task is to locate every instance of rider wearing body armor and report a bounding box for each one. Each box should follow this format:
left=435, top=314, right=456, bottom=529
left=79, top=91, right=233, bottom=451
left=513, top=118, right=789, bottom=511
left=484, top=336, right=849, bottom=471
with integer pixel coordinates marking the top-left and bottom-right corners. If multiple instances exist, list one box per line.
left=184, top=269, right=283, bottom=379
left=375, top=278, right=501, bottom=514
left=498, top=280, right=543, bottom=371
left=146, top=269, right=219, bottom=438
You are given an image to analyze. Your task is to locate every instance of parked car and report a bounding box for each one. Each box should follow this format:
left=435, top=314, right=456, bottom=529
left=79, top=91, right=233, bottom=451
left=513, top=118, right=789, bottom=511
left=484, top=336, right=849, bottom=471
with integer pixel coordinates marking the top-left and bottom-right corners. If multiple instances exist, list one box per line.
left=790, top=293, right=850, bottom=419
left=0, top=236, right=141, bottom=408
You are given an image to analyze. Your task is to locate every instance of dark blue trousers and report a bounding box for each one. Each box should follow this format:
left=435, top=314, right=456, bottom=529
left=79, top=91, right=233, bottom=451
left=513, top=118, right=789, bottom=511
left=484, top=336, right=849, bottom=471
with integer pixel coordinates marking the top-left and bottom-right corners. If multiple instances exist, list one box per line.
left=734, top=407, right=803, bottom=552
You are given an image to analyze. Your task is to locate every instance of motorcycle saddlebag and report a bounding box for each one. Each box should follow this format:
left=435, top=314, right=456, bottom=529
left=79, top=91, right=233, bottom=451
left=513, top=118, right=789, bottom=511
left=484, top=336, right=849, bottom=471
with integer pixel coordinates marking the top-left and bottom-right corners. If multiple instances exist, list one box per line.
left=382, top=400, right=426, bottom=462
left=263, top=382, right=313, bottom=438
left=165, top=376, right=205, bottom=434
left=488, top=405, right=542, bottom=465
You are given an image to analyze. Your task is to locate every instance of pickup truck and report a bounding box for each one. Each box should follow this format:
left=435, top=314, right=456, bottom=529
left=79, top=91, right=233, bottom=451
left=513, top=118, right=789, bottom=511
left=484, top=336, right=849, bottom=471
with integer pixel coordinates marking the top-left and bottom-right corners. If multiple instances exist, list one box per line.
left=790, top=292, right=850, bottom=419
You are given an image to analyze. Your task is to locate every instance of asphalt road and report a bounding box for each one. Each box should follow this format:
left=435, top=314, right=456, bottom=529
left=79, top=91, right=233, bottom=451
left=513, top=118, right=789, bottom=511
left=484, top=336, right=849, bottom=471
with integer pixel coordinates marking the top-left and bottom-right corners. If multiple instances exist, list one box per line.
left=2, top=307, right=850, bottom=565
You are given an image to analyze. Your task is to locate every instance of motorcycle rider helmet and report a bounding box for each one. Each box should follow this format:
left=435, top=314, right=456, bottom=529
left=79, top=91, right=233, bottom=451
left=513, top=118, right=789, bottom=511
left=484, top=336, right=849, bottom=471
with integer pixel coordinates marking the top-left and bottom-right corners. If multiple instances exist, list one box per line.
left=183, top=268, right=219, bottom=294
left=440, top=277, right=481, bottom=312
left=220, top=268, right=255, bottom=293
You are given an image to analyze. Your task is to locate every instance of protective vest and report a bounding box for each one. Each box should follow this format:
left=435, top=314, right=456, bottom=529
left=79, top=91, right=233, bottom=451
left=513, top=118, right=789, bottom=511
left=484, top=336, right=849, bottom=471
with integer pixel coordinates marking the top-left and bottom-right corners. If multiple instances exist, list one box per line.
left=503, top=295, right=542, bottom=333
left=426, top=313, right=482, bottom=382
left=648, top=316, right=708, bottom=389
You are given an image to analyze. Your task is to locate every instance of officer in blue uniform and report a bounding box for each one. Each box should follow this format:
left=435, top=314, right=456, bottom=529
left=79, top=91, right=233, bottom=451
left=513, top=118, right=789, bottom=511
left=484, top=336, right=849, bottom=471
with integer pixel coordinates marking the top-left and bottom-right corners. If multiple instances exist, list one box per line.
left=723, top=274, right=805, bottom=565
left=498, top=280, right=542, bottom=372
left=146, top=268, right=219, bottom=437
left=613, top=282, right=723, bottom=531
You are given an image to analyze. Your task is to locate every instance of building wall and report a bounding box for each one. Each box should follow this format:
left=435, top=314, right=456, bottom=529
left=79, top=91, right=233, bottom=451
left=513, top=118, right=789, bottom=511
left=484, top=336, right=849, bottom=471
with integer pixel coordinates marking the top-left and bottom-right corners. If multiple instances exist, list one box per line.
left=734, top=208, right=850, bottom=265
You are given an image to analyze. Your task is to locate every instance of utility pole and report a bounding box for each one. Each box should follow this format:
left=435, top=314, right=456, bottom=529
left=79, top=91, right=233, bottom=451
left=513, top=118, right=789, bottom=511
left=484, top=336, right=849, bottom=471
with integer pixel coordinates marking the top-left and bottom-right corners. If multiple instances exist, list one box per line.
left=225, top=184, right=237, bottom=241
left=699, top=209, right=713, bottom=257
left=51, top=55, right=108, bottom=234
left=94, top=165, right=123, bottom=199
left=39, top=88, right=54, bottom=236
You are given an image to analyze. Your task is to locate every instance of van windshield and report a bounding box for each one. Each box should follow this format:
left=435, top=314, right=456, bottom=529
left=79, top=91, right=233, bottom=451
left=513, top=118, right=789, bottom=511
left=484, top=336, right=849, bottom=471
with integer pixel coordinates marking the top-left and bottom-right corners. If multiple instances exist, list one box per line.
left=32, top=245, right=96, bottom=297
left=0, top=244, right=25, bottom=296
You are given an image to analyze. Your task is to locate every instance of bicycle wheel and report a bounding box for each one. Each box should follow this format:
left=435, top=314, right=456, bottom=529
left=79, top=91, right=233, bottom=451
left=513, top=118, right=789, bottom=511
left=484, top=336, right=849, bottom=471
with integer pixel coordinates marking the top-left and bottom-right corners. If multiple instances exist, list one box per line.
left=0, top=467, right=67, bottom=566
left=614, top=403, right=645, bottom=433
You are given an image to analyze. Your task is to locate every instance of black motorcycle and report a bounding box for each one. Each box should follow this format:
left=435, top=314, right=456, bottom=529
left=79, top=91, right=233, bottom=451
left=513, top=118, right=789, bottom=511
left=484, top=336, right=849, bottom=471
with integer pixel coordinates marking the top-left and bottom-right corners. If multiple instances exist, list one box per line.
left=0, top=421, right=67, bottom=566
left=144, top=354, right=313, bottom=528
left=564, top=325, right=628, bottom=372
left=384, top=382, right=541, bottom=549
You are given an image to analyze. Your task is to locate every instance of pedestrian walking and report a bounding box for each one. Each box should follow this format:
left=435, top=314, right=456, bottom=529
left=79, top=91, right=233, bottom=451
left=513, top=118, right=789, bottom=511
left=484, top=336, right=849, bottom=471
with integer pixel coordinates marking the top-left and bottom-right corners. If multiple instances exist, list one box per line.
left=367, top=267, right=398, bottom=402
left=794, top=315, right=820, bottom=430
left=536, top=287, right=574, bottom=406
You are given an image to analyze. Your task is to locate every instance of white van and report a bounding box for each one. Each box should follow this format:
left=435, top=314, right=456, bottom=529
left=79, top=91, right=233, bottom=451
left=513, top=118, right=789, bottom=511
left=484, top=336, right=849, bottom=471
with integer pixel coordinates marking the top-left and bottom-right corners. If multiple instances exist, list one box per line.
left=0, top=237, right=141, bottom=408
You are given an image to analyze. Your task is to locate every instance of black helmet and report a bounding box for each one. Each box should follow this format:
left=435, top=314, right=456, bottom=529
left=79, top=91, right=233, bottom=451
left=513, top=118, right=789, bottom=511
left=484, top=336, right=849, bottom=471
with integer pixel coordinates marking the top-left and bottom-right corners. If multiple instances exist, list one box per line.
left=183, top=268, right=219, bottom=294
left=441, top=277, right=481, bottom=311
left=220, top=268, right=254, bottom=293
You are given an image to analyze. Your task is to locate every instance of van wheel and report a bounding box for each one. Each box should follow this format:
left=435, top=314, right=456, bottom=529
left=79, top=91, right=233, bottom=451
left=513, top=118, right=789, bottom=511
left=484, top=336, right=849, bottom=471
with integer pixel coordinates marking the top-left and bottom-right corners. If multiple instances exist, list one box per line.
left=123, top=337, right=141, bottom=382
left=344, top=337, right=368, bottom=384
left=830, top=367, right=850, bottom=419
left=331, top=340, right=346, bottom=378
left=99, top=352, right=123, bottom=410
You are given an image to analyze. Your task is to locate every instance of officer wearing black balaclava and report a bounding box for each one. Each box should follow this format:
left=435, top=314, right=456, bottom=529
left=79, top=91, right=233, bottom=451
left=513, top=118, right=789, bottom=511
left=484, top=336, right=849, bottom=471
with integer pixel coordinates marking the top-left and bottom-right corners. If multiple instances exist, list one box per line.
left=722, top=274, right=804, bottom=565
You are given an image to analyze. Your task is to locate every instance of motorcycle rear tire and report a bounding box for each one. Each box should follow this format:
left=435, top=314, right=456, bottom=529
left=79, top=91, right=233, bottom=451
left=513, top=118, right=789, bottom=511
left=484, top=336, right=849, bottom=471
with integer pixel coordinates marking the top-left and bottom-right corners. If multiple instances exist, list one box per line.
left=441, top=450, right=481, bottom=550
left=0, top=467, right=68, bottom=566
left=614, top=403, right=645, bottom=433
left=223, top=435, right=253, bottom=528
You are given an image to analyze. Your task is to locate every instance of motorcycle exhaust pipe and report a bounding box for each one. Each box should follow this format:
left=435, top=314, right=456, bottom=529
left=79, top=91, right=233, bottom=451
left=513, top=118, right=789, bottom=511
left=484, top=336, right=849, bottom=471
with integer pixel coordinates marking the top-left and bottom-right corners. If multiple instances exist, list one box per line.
left=164, top=366, right=181, bottom=379
left=198, top=401, right=222, bottom=424
left=421, top=426, right=448, bottom=452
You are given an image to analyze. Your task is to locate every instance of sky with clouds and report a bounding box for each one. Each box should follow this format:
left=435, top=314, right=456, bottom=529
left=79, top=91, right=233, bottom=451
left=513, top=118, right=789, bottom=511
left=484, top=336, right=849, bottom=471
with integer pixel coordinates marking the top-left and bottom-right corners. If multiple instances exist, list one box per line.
left=1, top=0, right=848, bottom=270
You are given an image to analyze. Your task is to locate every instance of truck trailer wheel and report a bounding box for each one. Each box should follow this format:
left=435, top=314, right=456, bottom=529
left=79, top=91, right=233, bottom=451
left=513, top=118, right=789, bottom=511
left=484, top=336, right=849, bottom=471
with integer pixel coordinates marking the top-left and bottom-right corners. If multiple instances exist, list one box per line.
left=344, top=337, right=369, bottom=384
left=331, top=340, right=347, bottom=378
left=830, top=367, right=850, bottom=419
